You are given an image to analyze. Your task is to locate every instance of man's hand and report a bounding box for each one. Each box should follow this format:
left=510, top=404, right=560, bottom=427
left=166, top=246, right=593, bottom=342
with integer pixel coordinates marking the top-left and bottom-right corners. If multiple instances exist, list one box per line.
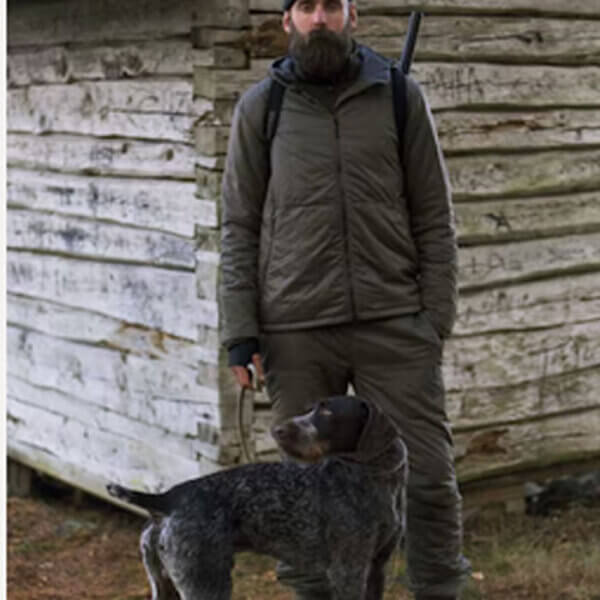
left=231, top=353, right=264, bottom=389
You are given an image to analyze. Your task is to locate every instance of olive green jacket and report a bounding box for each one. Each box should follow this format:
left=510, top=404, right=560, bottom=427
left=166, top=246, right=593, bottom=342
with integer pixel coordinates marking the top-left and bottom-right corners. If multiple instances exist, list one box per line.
left=220, top=45, right=457, bottom=347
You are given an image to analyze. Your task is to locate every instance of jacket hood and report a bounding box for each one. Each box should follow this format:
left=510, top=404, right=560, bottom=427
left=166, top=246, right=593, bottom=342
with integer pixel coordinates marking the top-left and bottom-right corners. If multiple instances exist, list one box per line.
left=335, top=397, right=408, bottom=479
left=269, top=43, right=392, bottom=91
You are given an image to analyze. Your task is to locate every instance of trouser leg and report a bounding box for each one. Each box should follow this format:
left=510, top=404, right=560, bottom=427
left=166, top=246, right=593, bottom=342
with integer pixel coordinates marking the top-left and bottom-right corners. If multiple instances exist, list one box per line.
left=351, top=314, right=471, bottom=599
left=261, top=327, right=350, bottom=425
left=261, top=327, right=350, bottom=600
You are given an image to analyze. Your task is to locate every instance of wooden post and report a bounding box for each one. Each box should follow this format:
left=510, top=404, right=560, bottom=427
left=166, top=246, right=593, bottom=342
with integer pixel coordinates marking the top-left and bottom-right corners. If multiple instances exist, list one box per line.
left=8, top=458, right=33, bottom=497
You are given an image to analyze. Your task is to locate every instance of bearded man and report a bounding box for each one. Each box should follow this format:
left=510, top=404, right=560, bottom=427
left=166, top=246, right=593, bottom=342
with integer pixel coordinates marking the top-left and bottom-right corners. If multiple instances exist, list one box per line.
left=219, top=1, right=472, bottom=599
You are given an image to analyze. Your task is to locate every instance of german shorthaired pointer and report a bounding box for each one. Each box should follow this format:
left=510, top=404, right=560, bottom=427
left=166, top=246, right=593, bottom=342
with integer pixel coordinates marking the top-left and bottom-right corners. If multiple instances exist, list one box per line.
left=107, top=395, right=408, bottom=600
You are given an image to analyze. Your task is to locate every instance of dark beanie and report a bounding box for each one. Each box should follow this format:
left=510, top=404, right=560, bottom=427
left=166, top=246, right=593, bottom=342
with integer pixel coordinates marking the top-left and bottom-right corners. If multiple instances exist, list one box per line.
left=283, top=0, right=352, bottom=10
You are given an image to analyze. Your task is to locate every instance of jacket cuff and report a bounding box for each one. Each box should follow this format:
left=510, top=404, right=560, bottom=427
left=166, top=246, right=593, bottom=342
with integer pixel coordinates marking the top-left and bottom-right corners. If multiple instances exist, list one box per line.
left=227, top=338, right=260, bottom=367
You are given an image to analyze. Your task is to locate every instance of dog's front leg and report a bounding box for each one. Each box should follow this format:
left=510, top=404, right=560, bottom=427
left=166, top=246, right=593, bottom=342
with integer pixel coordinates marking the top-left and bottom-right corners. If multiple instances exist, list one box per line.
left=327, top=552, right=370, bottom=600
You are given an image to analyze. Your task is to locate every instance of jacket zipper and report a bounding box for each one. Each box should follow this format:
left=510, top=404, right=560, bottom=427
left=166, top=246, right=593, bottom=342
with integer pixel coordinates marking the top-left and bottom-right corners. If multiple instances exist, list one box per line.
left=333, top=115, right=358, bottom=320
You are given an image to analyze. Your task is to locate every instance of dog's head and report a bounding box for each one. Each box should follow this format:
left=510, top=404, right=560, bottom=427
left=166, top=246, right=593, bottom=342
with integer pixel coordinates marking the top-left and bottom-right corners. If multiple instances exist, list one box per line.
left=271, top=395, right=369, bottom=462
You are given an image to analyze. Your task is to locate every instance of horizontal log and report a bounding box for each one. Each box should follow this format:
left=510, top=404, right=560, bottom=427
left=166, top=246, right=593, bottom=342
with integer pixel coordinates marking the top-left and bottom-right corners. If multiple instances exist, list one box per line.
left=6, top=325, right=233, bottom=432
left=249, top=0, right=600, bottom=16
left=7, top=397, right=214, bottom=494
left=414, top=62, right=600, bottom=110
left=250, top=14, right=600, bottom=65
left=8, top=0, right=199, bottom=47
left=437, top=109, right=600, bottom=155
left=454, top=408, right=600, bottom=482
left=7, top=252, right=217, bottom=338
left=7, top=209, right=197, bottom=269
left=192, top=0, right=250, bottom=29
left=7, top=376, right=229, bottom=462
left=6, top=168, right=217, bottom=237
left=361, top=17, right=600, bottom=65
left=215, top=59, right=600, bottom=110
left=7, top=80, right=208, bottom=143
left=448, top=366, right=600, bottom=430
left=455, top=271, right=600, bottom=336
left=7, top=294, right=220, bottom=367
left=455, top=191, right=600, bottom=244
left=458, top=232, right=600, bottom=291
left=444, top=320, right=600, bottom=392
left=8, top=41, right=210, bottom=88
left=194, top=107, right=600, bottom=159
left=448, top=148, right=600, bottom=200
left=6, top=132, right=206, bottom=178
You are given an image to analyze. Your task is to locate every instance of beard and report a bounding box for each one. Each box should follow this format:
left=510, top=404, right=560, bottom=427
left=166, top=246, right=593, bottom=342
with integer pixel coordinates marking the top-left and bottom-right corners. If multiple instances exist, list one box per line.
left=288, top=21, right=353, bottom=83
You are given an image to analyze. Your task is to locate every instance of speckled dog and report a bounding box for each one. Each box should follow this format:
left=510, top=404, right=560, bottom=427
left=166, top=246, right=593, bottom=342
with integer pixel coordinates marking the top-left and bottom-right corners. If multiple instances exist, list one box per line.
left=107, top=395, right=408, bottom=600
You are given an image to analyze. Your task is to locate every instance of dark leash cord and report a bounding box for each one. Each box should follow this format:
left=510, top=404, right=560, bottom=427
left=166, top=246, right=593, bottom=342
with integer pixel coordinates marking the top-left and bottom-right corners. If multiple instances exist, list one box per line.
left=237, top=364, right=263, bottom=463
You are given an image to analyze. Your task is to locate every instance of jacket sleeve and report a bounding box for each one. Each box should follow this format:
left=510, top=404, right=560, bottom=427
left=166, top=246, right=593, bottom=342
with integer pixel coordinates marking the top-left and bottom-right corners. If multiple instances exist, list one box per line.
left=219, top=83, right=270, bottom=348
left=403, top=76, right=458, bottom=339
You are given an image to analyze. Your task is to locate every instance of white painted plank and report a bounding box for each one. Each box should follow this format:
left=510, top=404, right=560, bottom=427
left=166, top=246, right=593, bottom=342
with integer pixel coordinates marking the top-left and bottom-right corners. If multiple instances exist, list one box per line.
left=8, top=41, right=211, bottom=87
left=448, top=366, right=600, bottom=430
left=7, top=252, right=218, bottom=337
left=454, top=409, right=600, bottom=482
left=458, top=232, right=600, bottom=291
left=251, top=14, right=600, bottom=65
left=8, top=0, right=199, bottom=47
left=448, top=148, right=600, bottom=200
left=455, top=191, right=600, bottom=244
left=7, top=209, right=197, bottom=268
left=437, top=109, right=600, bottom=154
left=7, top=397, right=212, bottom=493
left=444, top=320, right=600, bottom=392
left=6, top=325, right=232, bottom=435
left=7, top=375, right=227, bottom=462
left=6, top=168, right=217, bottom=237
left=7, top=133, right=203, bottom=179
left=455, top=271, right=600, bottom=336
left=356, top=15, right=600, bottom=65
left=7, top=80, right=210, bottom=143
left=415, top=62, right=600, bottom=109
left=7, top=294, right=220, bottom=366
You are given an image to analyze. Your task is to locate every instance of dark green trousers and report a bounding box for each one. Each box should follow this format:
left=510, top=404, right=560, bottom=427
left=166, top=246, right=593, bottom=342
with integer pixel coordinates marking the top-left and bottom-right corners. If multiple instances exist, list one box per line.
left=261, top=313, right=471, bottom=599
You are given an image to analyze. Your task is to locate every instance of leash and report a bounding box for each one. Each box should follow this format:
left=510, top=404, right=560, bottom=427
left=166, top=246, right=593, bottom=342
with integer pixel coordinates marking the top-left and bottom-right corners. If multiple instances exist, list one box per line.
left=237, top=363, right=263, bottom=463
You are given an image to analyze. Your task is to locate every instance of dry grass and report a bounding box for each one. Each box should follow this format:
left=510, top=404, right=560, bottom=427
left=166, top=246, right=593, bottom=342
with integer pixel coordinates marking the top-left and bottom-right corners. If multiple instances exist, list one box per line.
left=7, top=480, right=600, bottom=600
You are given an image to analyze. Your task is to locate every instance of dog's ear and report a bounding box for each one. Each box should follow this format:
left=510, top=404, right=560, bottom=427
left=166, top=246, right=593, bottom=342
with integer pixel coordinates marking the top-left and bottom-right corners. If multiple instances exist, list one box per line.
left=315, top=395, right=369, bottom=453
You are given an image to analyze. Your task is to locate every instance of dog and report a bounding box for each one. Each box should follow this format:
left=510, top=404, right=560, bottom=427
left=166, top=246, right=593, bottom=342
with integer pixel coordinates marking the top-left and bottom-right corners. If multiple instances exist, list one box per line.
left=107, top=395, right=407, bottom=600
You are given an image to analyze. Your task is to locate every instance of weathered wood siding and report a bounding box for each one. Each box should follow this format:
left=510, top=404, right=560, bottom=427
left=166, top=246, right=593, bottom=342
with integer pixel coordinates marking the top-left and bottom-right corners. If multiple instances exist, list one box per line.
left=6, top=0, right=249, bottom=501
left=7, top=0, right=600, bottom=504
left=195, top=0, right=600, bottom=485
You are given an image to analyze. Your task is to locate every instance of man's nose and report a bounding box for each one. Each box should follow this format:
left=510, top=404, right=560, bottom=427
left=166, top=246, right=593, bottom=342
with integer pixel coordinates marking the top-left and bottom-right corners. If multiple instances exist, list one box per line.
left=312, top=7, right=327, bottom=25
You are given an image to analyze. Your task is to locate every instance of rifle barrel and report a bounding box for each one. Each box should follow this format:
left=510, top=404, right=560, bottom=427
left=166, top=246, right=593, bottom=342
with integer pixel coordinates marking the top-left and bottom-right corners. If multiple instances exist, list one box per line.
left=399, top=12, right=424, bottom=75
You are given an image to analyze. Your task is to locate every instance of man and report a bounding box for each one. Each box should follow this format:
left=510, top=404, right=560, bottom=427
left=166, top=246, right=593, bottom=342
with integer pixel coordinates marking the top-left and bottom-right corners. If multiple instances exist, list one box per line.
left=220, top=0, right=472, bottom=598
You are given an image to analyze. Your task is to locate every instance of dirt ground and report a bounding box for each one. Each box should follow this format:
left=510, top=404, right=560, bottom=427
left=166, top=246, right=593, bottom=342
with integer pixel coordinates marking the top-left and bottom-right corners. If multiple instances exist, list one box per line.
left=7, top=474, right=600, bottom=600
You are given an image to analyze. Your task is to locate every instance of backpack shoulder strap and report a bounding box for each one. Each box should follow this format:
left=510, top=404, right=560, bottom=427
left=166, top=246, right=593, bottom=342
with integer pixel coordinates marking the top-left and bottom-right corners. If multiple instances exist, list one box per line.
left=390, top=65, right=407, bottom=167
left=263, top=78, right=286, bottom=145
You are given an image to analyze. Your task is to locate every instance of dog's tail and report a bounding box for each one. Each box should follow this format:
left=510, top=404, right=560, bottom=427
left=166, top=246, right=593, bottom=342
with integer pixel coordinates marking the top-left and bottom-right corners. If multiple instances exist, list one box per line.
left=106, top=482, right=170, bottom=515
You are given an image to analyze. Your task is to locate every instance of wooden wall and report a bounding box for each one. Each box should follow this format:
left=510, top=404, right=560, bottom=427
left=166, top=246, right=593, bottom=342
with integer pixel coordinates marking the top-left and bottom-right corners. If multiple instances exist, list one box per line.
left=7, top=0, right=600, bottom=504
left=201, top=0, right=600, bottom=490
left=6, top=0, right=251, bottom=501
